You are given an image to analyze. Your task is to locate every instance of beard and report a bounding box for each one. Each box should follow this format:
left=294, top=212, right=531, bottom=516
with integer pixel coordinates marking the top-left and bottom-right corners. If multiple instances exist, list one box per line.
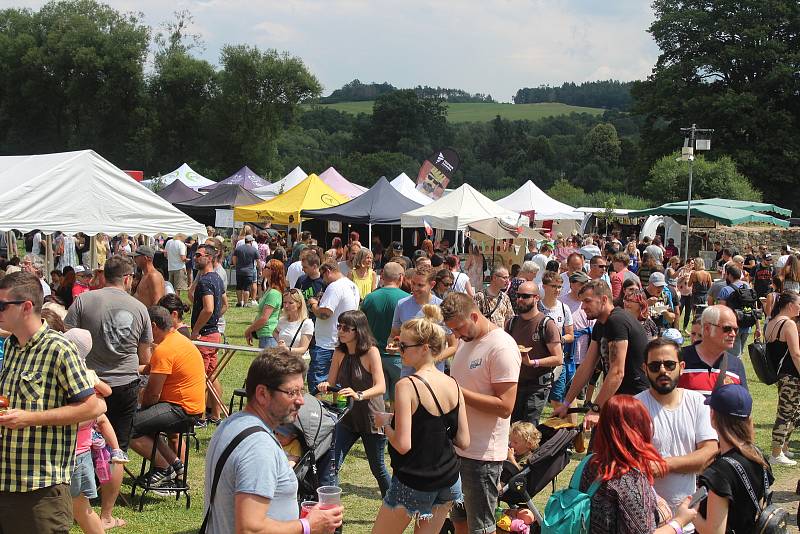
left=517, top=301, right=535, bottom=314
left=649, top=373, right=678, bottom=395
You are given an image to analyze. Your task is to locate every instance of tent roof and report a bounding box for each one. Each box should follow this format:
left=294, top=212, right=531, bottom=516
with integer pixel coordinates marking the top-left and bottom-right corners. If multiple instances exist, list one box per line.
left=628, top=203, right=790, bottom=227
left=390, top=173, right=434, bottom=205
left=176, top=183, right=262, bottom=208
left=318, top=166, right=368, bottom=199
left=656, top=198, right=792, bottom=217
left=199, top=166, right=270, bottom=192
left=495, top=180, right=582, bottom=220
left=234, top=174, right=350, bottom=225
left=156, top=180, right=203, bottom=204
left=467, top=218, right=548, bottom=241
left=0, top=150, right=206, bottom=237
left=300, top=176, right=422, bottom=224
left=401, top=183, right=530, bottom=230
left=152, top=163, right=215, bottom=189
left=252, top=166, right=308, bottom=197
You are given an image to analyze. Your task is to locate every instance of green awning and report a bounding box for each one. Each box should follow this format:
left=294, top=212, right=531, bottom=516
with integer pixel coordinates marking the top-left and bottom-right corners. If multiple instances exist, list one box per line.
left=656, top=198, right=791, bottom=217
left=628, top=203, right=790, bottom=227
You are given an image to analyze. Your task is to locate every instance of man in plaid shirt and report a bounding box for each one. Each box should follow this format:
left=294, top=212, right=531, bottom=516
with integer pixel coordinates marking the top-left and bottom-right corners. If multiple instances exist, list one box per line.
left=0, top=271, right=105, bottom=533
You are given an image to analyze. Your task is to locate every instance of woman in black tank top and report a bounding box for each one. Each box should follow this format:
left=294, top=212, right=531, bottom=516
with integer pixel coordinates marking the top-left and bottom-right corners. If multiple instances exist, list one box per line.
left=372, top=305, right=469, bottom=534
left=766, top=291, right=800, bottom=464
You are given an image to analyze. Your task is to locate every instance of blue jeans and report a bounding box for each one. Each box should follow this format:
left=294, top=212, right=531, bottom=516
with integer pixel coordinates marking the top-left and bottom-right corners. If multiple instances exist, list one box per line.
left=549, top=358, right=576, bottom=403
left=732, top=327, right=751, bottom=359
left=308, top=346, right=334, bottom=395
left=259, top=336, right=278, bottom=349
left=334, top=423, right=391, bottom=497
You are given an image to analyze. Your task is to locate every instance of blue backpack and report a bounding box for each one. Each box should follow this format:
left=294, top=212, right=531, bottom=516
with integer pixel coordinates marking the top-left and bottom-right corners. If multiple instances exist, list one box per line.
left=541, top=454, right=600, bottom=534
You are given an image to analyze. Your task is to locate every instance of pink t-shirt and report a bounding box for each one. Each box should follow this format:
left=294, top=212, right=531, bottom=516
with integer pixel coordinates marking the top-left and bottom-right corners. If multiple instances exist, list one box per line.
left=450, top=327, right=521, bottom=461
left=75, top=420, right=94, bottom=455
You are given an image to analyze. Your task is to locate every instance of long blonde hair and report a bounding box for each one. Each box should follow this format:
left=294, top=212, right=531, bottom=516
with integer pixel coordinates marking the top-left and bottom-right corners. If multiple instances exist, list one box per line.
left=281, top=288, right=308, bottom=322
left=401, top=304, right=446, bottom=357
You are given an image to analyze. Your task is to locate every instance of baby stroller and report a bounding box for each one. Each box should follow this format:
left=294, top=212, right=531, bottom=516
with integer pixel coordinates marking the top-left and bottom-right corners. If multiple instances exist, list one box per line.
left=498, top=407, right=588, bottom=530
left=289, top=388, right=352, bottom=505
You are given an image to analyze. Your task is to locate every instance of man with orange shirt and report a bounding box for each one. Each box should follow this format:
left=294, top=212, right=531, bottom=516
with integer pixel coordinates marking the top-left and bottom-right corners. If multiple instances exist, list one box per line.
left=129, top=306, right=206, bottom=487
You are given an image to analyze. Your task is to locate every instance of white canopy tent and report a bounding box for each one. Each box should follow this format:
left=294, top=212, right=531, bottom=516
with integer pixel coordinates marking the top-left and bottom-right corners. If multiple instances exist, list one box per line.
left=0, top=150, right=207, bottom=237
left=495, top=180, right=583, bottom=220
left=142, top=162, right=216, bottom=190
left=252, top=166, right=308, bottom=198
left=390, top=173, right=434, bottom=205
left=401, top=183, right=529, bottom=230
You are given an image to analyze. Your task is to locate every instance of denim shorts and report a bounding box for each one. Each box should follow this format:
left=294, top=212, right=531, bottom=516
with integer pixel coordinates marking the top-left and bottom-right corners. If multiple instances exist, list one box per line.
left=450, top=458, right=502, bottom=534
left=384, top=475, right=462, bottom=520
left=70, top=451, right=98, bottom=499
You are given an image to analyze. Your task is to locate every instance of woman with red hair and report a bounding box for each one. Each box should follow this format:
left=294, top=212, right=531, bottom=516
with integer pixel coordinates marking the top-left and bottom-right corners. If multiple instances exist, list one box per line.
left=578, top=395, right=696, bottom=533
left=244, top=259, right=286, bottom=348
left=623, top=289, right=659, bottom=339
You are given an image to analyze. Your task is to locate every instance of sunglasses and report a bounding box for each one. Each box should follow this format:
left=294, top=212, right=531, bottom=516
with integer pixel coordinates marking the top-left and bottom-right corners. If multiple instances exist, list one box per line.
left=336, top=324, right=354, bottom=332
left=593, top=264, right=608, bottom=270
left=709, top=323, right=738, bottom=334
left=398, top=342, right=423, bottom=352
left=547, top=285, right=563, bottom=290
left=516, top=293, right=536, bottom=299
left=0, top=300, right=27, bottom=311
left=646, top=360, right=679, bottom=373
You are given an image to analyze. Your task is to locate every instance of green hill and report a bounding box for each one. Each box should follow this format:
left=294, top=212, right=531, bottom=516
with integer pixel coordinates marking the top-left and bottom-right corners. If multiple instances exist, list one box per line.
left=312, top=101, right=604, bottom=122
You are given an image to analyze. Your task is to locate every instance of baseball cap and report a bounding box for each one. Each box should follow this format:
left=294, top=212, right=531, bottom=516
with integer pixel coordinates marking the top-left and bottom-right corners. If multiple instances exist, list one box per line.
left=391, top=241, right=403, bottom=251
left=764, top=253, right=773, bottom=260
left=704, top=383, right=752, bottom=418
left=134, top=245, right=155, bottom=258
left=661, top=328, right=684, bottom=345
left=244, top=235, right=255, bottom=242
left=649, top=272, right=666, bottom=287
left=569, top=271, right=590, bottom=283
left=74, top=265, right=92, bottom=277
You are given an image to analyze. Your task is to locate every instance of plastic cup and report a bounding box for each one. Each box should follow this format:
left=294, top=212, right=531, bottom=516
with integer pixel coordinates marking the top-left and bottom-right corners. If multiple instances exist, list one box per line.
left=317, top=485, right=342, bottom=509
left=300, top=500, right=317, bottom=518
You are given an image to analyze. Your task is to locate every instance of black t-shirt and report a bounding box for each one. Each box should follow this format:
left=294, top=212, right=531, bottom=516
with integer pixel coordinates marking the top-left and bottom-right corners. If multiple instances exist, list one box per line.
left=753, top=264, right=774, bottom=298
left=590, top=307, right=649, bottom=394
left=698, top=450, right=773, bottom=534
left=191, top=271, right=225, bottom=335
left=295, top=274, right=325, bottom=319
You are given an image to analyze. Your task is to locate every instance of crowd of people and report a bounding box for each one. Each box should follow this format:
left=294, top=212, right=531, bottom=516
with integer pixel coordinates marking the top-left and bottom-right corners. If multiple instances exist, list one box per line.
left=0, top=225, right=798, bottom=534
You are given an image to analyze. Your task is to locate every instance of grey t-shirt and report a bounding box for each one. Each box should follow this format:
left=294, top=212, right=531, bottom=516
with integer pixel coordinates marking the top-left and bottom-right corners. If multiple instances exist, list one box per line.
left=204, top=412, right=298, bottom=533
left=64, top=287, right=152, bottom=387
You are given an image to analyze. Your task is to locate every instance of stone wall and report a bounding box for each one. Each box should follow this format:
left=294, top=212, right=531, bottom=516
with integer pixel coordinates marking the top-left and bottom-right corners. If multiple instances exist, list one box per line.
left=687, top=226, right=800, bottom=257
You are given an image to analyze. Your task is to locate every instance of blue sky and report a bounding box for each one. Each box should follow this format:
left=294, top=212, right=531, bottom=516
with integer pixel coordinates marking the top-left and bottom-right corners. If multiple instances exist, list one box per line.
left=9, top=0, right=661, bottom=102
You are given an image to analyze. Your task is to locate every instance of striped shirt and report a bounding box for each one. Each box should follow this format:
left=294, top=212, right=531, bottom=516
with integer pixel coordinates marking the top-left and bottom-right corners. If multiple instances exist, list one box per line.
left=678, top=344, right=748, bottom=396
left=0, top=323, right=95, bottom=492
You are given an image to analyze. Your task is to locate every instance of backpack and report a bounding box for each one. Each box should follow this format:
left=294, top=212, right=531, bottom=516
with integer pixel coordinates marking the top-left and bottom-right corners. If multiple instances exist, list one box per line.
left=722, top=456, right=788, bottom=534
left=725, top=283, right=761, bottom=328
left=506, top=315, right=556, bottom=349
left=541, top=454, right=600, bottom=534
left=748, top=320, right=791, bottom=386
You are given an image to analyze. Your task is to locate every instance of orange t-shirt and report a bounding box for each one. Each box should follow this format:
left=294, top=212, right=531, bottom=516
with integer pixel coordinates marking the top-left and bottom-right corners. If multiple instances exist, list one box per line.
left=150, top=330, right=206, bottom=416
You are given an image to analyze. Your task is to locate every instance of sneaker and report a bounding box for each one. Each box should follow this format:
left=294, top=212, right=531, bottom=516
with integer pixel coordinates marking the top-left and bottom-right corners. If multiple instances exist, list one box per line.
left=110, top=449, right=129, bottom=464
left=145, top=466, right=176, bottom=488
left=207, top=416, right=222, bottom=426
left=783, top=450, right=795, bottom=459
left=769, top=452, right=797, bottom=466
left=194, top=419, right=208, bottom=429
left=235, top=302, right=243, bottom=308
left=250, top=299, right=258, bottom=306
left=170, top=460, right=185, bottom=478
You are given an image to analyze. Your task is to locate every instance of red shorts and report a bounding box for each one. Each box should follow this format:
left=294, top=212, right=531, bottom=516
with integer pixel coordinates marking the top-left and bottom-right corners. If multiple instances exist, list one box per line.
left=197, top=332, right=222, bottom=376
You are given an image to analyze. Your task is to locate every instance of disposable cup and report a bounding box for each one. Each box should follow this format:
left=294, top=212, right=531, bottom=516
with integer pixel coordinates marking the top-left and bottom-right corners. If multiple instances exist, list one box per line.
left=317, top=485, right=342, bottom=509
left=300, top=500, right=317, bottom=518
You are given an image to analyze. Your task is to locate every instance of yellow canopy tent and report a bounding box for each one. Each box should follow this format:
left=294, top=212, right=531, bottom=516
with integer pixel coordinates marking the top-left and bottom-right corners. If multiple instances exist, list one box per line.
left=234, top=173, right=349, bottom=225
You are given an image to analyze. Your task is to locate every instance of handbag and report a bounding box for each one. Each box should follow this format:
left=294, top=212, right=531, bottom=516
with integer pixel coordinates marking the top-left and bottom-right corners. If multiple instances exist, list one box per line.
left=722, top=456, right=788, bottom=534
left=748, top=320, right=790, bottom=386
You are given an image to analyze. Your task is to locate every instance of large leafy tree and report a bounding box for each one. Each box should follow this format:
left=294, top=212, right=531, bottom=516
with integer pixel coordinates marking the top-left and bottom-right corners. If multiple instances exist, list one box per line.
left=646, top=153, right=762, bottom=202
left=632, top=0, right=800, bottom=213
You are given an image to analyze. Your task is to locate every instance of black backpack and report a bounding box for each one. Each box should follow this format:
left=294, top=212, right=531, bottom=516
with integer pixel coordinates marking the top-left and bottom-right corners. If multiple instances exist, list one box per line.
left=726, top=283, right=761, bottom=328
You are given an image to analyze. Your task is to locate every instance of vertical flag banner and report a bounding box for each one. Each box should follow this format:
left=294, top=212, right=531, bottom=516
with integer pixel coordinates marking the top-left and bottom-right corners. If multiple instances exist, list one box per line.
left=416, top=148, right=460, bottom=200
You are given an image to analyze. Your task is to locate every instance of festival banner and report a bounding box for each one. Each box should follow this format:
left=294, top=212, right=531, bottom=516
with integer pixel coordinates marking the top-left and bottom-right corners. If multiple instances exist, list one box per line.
left=416, top=148, right=460, bottom=200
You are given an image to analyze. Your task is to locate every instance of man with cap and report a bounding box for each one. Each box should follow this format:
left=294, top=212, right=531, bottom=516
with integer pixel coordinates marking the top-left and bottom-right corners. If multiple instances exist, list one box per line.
left=644, top=271, right=677, bottom=335
left=133, top=245, right=165, bottom=307
left=232, top=234, right=260, bottom=307
left=71, top=265, right=93, bottom=300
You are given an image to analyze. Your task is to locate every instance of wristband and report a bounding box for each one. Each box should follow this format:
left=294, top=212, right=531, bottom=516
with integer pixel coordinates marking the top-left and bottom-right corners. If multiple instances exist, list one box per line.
left=668, top=520, right=683, bottom=534
left=300, top=518, right=310, bottom=534
left=532, top=359, right=540, bottom=368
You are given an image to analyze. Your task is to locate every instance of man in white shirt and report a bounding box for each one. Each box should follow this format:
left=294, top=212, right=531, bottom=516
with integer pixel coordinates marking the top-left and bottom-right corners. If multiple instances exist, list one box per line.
left=164, top=234, right=188, bottom=291
left=645, top=236, right=666, bottom=266
left=287, top=248, right=312, bottom=290
left=560, top=253, right=586, bottom=298
left=531, top=243, right=553, bottom=283
left=635, top=338, right=718, bottom=510
left=307, top=262, right=359, bottom=394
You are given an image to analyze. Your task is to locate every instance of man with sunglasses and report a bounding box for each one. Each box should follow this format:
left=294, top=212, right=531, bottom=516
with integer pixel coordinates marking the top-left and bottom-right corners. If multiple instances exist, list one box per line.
left=588, top=255, right=611, bottom=289
left=0, top=271, right=105, bottom=534
left=678, top=306, right=748, bottom=396
left=635, top=338, right=718, bottom=509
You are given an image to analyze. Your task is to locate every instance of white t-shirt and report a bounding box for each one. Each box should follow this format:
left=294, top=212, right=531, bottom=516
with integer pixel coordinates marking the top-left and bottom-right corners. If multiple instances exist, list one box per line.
left=165, top=239, right=187, bottom=271
left=276, top=317, right=314, bottom=359
left=532, top=253, right=551, bottom=282
left=777, top=254, right=791, bottom=270
left=314, top=276, right=360, bottom=350
left=32, top=232, right=42, bottom=256
left=538, top=299, right=573, bottom=334
left=450, top=328, right=521, bottom=461
left=287, top=261, right=305, bottom=289
left=635, top=388, right=717, bottom=507
left=214, top=264, right=227, bottom=333
left=40, top=278, right=51, bottom=298
left=451, top=271, right=469, bottom=293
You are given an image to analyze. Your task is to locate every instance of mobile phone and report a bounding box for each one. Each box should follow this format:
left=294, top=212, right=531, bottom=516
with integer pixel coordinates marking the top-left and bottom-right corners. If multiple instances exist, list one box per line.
left=688, top=486, right=708, bottom=508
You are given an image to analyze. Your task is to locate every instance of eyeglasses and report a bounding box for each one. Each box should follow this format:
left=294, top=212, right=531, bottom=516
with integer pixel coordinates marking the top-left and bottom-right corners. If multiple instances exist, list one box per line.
left=494, top=274, right=510, bottom=280
left=336, top=324, right=354, bottom=332
left=194, top=252, right=208, bottom=257
left=271, top=386, right=304, bottom=399
left=516, top=293, right=536, bottom=299
left=398, top=342, right=423, bottom=352
left=646, top=360, right=679, bottom=373
left=709, top=323, right=739, bottom=334
left=0, top=300, right=27, bottom=311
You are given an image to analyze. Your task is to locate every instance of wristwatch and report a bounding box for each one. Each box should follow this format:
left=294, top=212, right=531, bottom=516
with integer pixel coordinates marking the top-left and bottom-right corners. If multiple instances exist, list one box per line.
left=356, top=391, right=364, bottom=401
left=586, top=402, right=601, bottom=413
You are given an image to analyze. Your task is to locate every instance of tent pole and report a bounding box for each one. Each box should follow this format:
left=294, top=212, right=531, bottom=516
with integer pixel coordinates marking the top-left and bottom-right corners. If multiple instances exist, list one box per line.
left=368, top=224, right=372, bottom=249
left=45, top=234, right=54, bottom=280
left=90, top=235, right=97, bottom=270
left=400, top=227, right=403, bottom=246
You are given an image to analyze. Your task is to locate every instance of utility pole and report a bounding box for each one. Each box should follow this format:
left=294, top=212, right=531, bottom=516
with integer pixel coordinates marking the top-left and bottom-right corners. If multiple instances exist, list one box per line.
left=679, top=124, right=713, bottom=261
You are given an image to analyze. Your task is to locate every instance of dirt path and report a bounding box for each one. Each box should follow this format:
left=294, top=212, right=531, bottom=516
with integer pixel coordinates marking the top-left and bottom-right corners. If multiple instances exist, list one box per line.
left=768, top=473, right=798, bottom=532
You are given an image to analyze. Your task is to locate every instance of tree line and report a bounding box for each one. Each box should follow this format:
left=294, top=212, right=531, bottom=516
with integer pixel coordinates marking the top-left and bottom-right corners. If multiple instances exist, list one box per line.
left=319, top=79, right=494, bottom=104
left=513, top=81, right=634, bottom=110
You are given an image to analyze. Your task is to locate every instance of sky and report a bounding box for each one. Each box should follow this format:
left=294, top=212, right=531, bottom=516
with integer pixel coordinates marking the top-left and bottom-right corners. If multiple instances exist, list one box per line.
left=6, top=0, right=661, bottom=102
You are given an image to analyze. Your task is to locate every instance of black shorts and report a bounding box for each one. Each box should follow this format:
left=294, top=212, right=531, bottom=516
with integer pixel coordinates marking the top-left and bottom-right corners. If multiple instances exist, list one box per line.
left=236, top=272, right=255, bottom=290
left=131, top=402, right=198, bottom=438
left=106, top=379, right=139, bottom=451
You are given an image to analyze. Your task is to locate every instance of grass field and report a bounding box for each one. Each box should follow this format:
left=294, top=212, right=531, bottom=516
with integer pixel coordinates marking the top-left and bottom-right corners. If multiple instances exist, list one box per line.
left=312, top=101, right=605, bottom=123
left=72, top=297, right=800, bottom=533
